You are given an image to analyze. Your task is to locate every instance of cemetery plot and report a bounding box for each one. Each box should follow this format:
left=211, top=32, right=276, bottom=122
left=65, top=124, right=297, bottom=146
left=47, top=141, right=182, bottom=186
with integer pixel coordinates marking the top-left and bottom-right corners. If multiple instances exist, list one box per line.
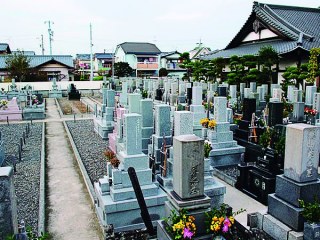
left=66, top=119, right=107, bottom=183
left=0, top=123, right=42, bottom=231
left=57, top=98, right=92, bottom=115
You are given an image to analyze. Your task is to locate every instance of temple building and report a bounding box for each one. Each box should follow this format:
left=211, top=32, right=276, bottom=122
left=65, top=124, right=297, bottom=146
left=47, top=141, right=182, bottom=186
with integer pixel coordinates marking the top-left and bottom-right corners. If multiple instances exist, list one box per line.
left=201, top=2, right=320, bottom=84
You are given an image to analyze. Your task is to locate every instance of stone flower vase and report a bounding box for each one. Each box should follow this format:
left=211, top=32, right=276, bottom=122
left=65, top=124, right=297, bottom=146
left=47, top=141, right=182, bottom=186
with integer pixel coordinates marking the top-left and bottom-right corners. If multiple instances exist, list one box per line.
left=202, top=127, right=208, bottom=139
left=212, top=235, right=226, bottom=240
left=207, top=128, right=217, bottom=142
left=304, top=222, right=320, bottom=240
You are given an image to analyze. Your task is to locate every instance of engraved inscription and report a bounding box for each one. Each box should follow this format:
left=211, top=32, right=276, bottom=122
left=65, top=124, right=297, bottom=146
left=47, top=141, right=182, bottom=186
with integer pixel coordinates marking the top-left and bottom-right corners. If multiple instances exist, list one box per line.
left=306, top=129, right=316, bottom=178
left=136, top=119, right=140, bottom=149
left=189, top=163, right=200, bottom=195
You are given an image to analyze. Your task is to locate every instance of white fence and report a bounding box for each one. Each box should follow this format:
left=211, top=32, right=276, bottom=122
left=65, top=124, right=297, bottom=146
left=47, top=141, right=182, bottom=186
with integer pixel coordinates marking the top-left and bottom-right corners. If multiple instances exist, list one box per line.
left=0, top=81, right=103, bottom=91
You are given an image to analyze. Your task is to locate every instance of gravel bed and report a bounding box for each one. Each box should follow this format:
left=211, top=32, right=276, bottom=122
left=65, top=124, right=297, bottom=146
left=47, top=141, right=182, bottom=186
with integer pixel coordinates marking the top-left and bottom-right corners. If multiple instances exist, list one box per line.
left=66, top=119, right=107, bottom=183
left=1, top=123, right=42, bottom=231
left=216, top=165, right=238, bottom=180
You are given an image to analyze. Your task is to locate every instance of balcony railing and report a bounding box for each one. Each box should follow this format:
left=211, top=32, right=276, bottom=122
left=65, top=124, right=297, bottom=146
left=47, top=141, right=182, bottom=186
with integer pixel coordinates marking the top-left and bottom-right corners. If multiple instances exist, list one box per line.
left=166, top=63, right=183, bottom=70
left=137, top=62, right=158, bottom=69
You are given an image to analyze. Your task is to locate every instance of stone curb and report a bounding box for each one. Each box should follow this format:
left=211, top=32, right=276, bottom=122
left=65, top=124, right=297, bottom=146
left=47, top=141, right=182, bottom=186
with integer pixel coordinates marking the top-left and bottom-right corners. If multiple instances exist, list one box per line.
left=54, top=98, right=64, bottom=118
left=38, top=122, right=46, bottom=234
left=63, top=120, right=97, bottom=204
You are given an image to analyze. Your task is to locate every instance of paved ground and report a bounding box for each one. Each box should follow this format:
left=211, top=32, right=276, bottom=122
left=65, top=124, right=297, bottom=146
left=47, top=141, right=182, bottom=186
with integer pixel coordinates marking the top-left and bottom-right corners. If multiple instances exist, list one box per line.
left=45, top=98, right=102, bottom=240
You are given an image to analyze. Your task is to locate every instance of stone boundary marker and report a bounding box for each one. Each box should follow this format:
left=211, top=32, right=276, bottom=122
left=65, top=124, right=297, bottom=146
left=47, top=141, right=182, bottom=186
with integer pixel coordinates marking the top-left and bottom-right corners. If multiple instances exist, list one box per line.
left=63, top=121, right=97, bottom=204
left=38, top=122, right=46, bottom=234
left=54, top=98, right=64, bottom=118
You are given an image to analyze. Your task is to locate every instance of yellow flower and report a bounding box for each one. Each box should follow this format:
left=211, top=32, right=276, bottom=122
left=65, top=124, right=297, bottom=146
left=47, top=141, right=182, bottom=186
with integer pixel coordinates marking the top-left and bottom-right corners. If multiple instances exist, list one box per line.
left=219, top=217, right=224, bottom=223
left=208, top=119, right=217, bottom=129
left=229, top=216, right=235, bottom=224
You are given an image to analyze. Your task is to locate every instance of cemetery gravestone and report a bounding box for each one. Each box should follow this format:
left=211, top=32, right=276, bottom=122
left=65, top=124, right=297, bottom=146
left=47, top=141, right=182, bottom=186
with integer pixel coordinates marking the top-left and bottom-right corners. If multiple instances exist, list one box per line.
left=264, top=124, right=320, bottom=237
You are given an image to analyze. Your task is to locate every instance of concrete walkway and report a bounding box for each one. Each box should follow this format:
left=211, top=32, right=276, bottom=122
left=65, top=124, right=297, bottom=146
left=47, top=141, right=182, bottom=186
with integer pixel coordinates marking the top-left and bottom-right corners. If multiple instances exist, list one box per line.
left=45, top=98, right=102, bottom=240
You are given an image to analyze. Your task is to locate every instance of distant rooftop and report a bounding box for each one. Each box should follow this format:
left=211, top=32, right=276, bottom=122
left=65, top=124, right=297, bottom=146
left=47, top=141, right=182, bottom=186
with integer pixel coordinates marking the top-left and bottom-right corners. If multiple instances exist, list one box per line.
left=95, top=53, right=114, bottom=59
left=117, top=42, right=161, bottom=55
left=0, top=43, right=11, bottom=53
left=0, top=55, right=74, bottom=69
left=75, top=54, right=91, bottom=60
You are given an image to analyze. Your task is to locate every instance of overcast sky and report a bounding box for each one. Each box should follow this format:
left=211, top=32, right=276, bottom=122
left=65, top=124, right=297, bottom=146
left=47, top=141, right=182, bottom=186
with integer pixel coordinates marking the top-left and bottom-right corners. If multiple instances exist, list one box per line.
left=1, top=0, right=319, bottom=57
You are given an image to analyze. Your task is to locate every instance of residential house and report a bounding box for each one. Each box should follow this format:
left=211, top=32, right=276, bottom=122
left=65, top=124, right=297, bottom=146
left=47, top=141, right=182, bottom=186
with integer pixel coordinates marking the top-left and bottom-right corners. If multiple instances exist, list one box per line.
left=74, top=54, right=91, bottom=79
left=200, top=2, right=320, bottom=84
left=94, top=53, right=113, bottom=74
left=189, top=43, right=211, bottom=61
left=0, top=54, right=74, bottom=81
left=114, top=42, right=161, bottom=77
left=0, top=43, right=11, bottom=55
left=159, top=51, right=186, bottom=78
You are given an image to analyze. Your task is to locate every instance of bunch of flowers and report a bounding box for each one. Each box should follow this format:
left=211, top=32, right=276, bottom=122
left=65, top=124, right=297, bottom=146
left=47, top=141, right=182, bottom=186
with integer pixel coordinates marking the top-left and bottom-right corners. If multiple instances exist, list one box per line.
left=32, top=95, right=39, bottom=105
left=304, top=107, right=317, bottom=116
left=208, top=119, right=217, bottom=130
left=205, top=204, right=245, bottom=238
left=104, top=149, right=115, bottom=161
left=200, top=118, right=209, bottom=128
left=204, top=140, right=212, bottom=158
left=0, top=99, right=8, bottom=109
left=165, top=209, right=196, bottom=239
left=110, top=157, right=120, bottom=168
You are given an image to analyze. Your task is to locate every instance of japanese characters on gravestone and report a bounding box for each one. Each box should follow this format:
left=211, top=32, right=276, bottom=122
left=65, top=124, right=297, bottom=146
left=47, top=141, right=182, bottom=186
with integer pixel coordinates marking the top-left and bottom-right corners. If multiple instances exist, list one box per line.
left=265, top=124, right=320, bottom=236
left=305, top=86, right=317, bottom=106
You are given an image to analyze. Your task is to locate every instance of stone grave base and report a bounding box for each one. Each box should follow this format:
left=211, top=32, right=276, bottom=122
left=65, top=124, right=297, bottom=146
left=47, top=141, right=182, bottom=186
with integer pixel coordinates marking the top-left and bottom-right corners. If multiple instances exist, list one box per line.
left=93, top=118, right=114, bottom=139
left=23, top=107, right=45, bottom=120
left=268, top=193, right=304, bottom=231
left=0, top=111, right=22, bottom=121
left=94, top=182, right=167, bottom=232
left=209, top=146, right=245, bottom=167
left=48, top=91, right=63, bottom=98
left=261, top=214, right=303, bottom=240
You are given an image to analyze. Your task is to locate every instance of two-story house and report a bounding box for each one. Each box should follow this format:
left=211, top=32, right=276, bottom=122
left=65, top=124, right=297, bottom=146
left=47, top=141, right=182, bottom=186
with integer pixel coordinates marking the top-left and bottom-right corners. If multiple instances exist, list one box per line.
left=94, top=53, right=113, bottom=74
left=114, top=42, right=161, bottom=77
left=159, top=51, right=186, bottom=78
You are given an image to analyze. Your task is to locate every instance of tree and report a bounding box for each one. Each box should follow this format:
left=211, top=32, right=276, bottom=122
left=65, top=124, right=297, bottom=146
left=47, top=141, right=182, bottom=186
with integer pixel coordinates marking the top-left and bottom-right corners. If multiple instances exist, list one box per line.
left=5, top=50, right=31, bottom=82
left=159, top=68, right=168, bottom=77
left=113, top=62, right=133, bottom=77
left=258, top=46, right=279, bottom=86
left=179, top=52, right=192, bottom=80
left=281, top=63, right=309, bottom=91
left=227, top=55, right=244, bottom=85
left=211, top=57, right=225, bottom=82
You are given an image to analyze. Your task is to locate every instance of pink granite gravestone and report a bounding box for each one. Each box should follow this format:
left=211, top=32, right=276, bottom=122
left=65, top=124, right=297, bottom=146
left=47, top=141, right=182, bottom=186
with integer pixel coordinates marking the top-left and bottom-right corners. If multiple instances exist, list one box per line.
left=0, top=97, right=22, bottom=121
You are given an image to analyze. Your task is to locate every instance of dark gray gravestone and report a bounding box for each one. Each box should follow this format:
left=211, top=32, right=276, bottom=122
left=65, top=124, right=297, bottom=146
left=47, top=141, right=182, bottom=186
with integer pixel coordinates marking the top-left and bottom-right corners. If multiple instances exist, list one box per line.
left=0, top=167, right=18, bottom=238
left=268, top=102, right=284, bottom=127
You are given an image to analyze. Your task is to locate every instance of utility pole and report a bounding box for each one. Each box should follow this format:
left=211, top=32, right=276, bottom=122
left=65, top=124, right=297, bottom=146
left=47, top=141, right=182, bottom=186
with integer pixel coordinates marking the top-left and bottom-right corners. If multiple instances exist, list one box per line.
left=90, top=23, right=93, bottom=81
left=112, top=48, right=115, bottom=86
left=40, top=34, right=44, bottom=55
left=44, top=21, right=54, bottom=55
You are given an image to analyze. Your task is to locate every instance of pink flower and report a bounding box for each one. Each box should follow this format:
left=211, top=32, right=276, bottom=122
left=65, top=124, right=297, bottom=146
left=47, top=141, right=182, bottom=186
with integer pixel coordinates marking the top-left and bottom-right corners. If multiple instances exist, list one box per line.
left=222, top=224, right=229, bottom=233
left=183, top=228, right=194, bottom=239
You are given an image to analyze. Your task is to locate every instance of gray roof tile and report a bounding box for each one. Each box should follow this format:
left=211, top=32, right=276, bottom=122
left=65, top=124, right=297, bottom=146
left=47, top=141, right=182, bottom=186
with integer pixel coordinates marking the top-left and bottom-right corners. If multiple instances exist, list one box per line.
left=0, top=55, right=74, bottom=69
left=204, top=2, right=320, bottom=60
left=118, top=42, right=161, bottom=55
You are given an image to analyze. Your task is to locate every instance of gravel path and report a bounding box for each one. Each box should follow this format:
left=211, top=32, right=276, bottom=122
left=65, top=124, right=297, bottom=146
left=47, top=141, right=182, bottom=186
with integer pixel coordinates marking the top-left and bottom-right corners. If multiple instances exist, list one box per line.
left=66, top=119, right=108, bottom=184
left=1, top=122, right=42, bottom=230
